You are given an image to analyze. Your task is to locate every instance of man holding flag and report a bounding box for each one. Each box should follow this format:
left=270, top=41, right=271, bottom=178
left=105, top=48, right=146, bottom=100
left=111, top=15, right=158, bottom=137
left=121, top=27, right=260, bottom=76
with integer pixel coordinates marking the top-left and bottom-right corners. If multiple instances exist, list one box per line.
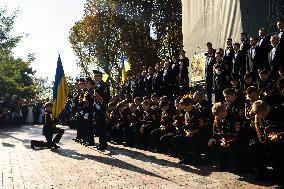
left=31, top=55, right=66, bottom=150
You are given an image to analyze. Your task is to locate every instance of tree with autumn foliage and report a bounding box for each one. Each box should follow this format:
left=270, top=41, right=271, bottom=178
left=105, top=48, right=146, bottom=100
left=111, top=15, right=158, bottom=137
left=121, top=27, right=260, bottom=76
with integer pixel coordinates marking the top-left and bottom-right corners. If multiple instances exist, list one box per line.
left=69, top=0, right=182, bottom=85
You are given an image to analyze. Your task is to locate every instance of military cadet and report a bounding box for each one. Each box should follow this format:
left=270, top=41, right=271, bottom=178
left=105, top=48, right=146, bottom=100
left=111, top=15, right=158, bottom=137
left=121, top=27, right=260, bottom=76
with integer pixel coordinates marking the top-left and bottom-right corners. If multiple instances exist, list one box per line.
left=121, top=101, right=133, bottom=146
left=193, top=91, right=214, bottom=162
left=136, top=100, right=155, bottom=149
left=127, top=103, right=140, bottom=147
left=244, top=87, right=269, bottom=180
left=252, top=100, right=284, bottom=179
left=134, top=97, right=144, bottom=125
left=160, top=96, right=184, bottom=156
left=208, top=102, right=244, bottom=172
left=80, top=79, right=89, bottom=144
left=31, top=102, right=64, bottom=150
left=109, top=103, right=121, bottom=144
left=111, top=101, right=130, bottom=145
left=223, top=88, right=245, bottom=124
left=243, top=72, right=257, bottom=92
left=93, top=70, right=110, bottom=150
left=179, top=50, right=190, bottom=95
left=84, top=77, right=95, bottom=146
left=193, top=91, right=213, bottom=128
left=230, top=77, right=243, bottom=97
left=75, top=78, right=86, bottom=143
left=106, top=102, right=116, bottom=142
left=257, top=69, right=283, bottom=109
left=70, top=79, right=79, bottom=129
left=258, top=69, right=273, bottom=93
left=172, top=96, right=208, bottom=164
left=150, top=100, right=174, bottom=152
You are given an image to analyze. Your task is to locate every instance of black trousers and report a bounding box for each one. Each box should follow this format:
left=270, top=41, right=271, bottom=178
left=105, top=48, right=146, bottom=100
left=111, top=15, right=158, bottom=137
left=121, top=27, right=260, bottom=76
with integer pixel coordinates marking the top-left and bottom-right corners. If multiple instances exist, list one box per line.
left=96, top=110, right=107, bottom=147
left=246, top=141, right=268, bottom=177
left=270, top=140, right=284, bottom=177
left=150, top=128, right=175, bottom=151
left=76, top=116, right=84, bottom=140
left=32, top=128, right=64, bottom=148
left=211, top=139, right=245, bottom=172
left=123, top=126, right=135, bottom=145
left=172, top=134, right=207, bottom=160
left=160, top=132, right=176, bottom=154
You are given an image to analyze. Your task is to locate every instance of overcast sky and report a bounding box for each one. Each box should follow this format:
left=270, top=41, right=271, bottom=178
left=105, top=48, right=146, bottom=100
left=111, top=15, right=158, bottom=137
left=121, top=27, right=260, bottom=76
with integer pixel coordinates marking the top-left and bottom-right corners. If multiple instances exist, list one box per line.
left=1, top=0, right=86, bottom=80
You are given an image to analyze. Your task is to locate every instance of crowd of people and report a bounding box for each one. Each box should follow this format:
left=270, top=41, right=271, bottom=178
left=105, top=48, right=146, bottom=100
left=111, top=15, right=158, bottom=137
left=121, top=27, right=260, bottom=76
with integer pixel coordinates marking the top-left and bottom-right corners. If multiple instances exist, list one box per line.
left=0, top=94, right=45, bottom=128
left=65, top=20, right=284, bottom=182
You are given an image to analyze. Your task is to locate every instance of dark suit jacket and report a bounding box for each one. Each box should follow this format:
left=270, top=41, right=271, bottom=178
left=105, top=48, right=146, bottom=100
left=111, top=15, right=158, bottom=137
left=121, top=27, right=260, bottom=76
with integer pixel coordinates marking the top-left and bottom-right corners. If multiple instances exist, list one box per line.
left=268, top=44, right=284, bottom=74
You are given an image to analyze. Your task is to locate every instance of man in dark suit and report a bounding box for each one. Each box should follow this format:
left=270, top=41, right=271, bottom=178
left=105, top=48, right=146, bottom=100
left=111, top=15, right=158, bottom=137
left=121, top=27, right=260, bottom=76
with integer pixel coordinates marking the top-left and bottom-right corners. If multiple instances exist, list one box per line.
left=163, top=61, right=175, bottom=100
left=204, top=47, right=215, bottom=104
left=257, top=28, right=272, bottom=70
left=240, top=32, right=251, bottom=56
left=277, top=21, right=284, bottom=44
left=247, top=37, right=260, bottom=80
left=93, top=70, right=110, bottom=150
left=269, top=35, right=284, bottom=80
left=145, top=67, right=154, bottom=96
left=152, top=64, right=164, bottom=96
left=224, top=38, right=234, bottom=63
left=179, top=50, right=190, bottom=95
left=232, top=43, right=245, bottom=78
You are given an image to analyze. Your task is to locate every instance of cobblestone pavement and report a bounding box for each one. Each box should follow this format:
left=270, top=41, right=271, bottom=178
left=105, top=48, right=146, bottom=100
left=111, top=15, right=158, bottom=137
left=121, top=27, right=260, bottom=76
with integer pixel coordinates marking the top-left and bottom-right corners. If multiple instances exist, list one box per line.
left=0, top=125, right=282, bottom=189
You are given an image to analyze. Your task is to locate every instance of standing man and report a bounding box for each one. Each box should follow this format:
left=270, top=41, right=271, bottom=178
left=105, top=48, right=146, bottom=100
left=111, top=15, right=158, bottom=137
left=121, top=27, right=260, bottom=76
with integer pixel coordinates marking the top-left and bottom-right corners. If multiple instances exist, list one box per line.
left=93, top=70, right=110, bottom=150
left=246, top=37, right=259, bottom=80
left=204, top=46, right=215, bottom=104
left=240, top=32, right=251, bottom=56
left=269, top=35, right=283, bottom=80
left=257, top=28, right=272, bottom=70
left=277, top=21, right=284, bottom=44
left=179, top=50, right=190, bottom=95
left=224, top=38, right=234, bottom=63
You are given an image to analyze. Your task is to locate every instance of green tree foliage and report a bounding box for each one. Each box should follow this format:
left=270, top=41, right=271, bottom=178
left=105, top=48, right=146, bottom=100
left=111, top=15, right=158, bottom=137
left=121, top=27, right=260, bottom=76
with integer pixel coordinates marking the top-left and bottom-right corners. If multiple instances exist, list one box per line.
left=0, top=8, right=36, bottom=98
left=69, top=0, right=182, bottom=83
left=33, top=76, right=52, bottom=100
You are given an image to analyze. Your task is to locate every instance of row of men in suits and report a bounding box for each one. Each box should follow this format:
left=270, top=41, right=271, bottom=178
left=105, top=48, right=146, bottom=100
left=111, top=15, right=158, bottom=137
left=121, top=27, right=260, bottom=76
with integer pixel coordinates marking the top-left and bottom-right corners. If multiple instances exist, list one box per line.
left=205, top=21, right=284, bottom=103
left=120, top=50, right=190, bottom=101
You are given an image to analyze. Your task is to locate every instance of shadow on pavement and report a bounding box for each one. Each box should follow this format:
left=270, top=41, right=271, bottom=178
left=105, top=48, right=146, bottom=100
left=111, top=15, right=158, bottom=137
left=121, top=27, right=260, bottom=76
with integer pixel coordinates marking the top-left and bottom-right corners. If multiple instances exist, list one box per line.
left=53, top=148, right=173, bottom=182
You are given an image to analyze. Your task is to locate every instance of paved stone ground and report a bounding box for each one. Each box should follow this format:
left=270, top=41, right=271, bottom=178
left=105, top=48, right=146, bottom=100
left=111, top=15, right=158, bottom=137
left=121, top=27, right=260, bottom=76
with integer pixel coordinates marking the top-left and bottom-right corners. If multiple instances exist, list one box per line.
left=0, top=125, right=282, bottom=189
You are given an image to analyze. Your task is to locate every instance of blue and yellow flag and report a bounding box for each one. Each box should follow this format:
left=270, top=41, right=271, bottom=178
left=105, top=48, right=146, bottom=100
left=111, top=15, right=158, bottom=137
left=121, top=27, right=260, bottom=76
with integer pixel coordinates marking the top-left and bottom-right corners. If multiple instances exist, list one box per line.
left=52, top=55, right=67, bottom=118
left=121, top=54, right=126, bottom=84
left=121, top=53, right=131, bottom=84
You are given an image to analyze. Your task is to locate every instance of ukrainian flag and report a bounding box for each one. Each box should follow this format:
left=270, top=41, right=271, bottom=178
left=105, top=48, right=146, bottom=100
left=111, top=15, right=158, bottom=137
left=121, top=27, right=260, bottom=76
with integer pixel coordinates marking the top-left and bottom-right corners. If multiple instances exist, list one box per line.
left=52, top=55, right=67, bottom=118
left=121, top=53, right=131, bottom=84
